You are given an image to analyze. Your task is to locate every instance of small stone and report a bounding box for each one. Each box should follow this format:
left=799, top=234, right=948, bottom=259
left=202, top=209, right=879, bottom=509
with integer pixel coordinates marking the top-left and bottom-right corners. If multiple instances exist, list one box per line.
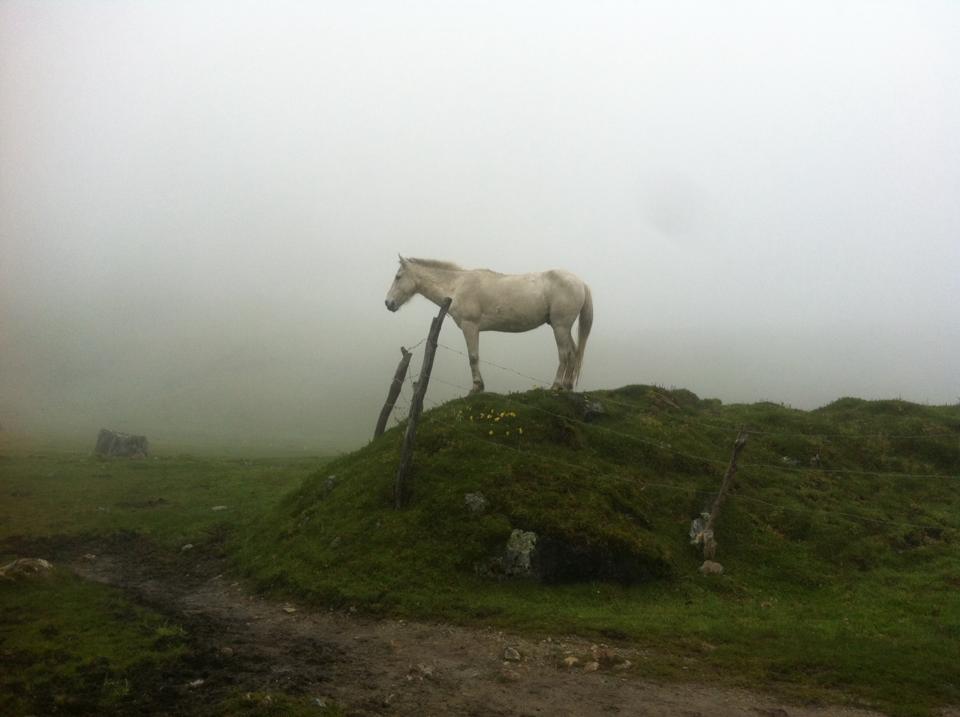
left=81, top=553, right=97, bottom=561
left=612, top=660, right=632, bottom=671
left=187, top=678, right=205, bottom=688
left=0, top=558, right=53, bottom=579
left=282, top=606, right=297, bottom=614
left=583, top=661, right=600, bottom=672
left=464, top=492, right=488, bottom=514
left=503, top=646, right=521, bottom=662
left=181, top=544, right=194, bottom=552
left=699, top=560, right=724, bottom=575
left=499, top=667, right=522, bottom=682
left=220, top=646, right=234, bottom=657
left=562, top=656, right=579, bottom=669
left=596, top=648, right=627, bottom=667
left=582, top=398, right=606, bottom=421
left=211, top=505, right=228, bottom=512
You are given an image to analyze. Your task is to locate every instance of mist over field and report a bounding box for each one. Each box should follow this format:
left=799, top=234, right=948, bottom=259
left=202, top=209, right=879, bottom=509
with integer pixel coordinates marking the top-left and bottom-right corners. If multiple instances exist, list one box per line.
left=1, top=1, right=958, bottom=453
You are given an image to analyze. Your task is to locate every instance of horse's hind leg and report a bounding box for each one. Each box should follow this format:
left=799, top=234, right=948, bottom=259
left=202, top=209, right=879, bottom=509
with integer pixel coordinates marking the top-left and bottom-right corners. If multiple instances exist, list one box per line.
left=551, top=325, right=576, bottom=391
left=462, top=323, right=485, bottom=393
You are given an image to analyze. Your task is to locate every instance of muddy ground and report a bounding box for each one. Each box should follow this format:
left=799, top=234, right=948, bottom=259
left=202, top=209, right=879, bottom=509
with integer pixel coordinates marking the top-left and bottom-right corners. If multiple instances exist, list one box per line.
left=7, top=533, right=891, bottom=717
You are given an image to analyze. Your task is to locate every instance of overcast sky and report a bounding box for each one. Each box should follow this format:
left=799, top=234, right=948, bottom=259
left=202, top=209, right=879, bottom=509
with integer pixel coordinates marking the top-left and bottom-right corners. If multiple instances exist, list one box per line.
left=1, top=1, right=958, bottom=452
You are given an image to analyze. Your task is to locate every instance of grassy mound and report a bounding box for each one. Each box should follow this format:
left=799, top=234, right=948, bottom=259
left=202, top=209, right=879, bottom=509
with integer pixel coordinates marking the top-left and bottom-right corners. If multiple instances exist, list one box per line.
left=233, top=386, right=960, bottom=715
left=236, top=386, right=959, bottom=600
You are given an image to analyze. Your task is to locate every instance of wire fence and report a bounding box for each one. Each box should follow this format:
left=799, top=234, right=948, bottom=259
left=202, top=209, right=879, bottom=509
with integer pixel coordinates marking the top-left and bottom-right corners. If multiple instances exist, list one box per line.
left=433, top=341, right=958, bottom=440
left=424, top=371, right=959, bottom=481
left=382, top=334, right=959, bottom=535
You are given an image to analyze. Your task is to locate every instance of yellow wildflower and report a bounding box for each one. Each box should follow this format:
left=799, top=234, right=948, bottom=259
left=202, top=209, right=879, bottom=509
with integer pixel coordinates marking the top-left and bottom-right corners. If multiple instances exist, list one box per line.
left=488, top=430, right=494, bottom=435
left=518, top=427, right=524, bottom=435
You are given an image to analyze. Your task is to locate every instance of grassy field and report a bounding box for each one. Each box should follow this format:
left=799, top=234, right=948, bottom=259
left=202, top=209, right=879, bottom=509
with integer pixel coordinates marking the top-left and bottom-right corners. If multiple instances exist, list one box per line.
left=0, top=441, right=338, bottom=716
left=2, top=387, right=959, bottom=716
left=0, top=446, right=323, bottom=549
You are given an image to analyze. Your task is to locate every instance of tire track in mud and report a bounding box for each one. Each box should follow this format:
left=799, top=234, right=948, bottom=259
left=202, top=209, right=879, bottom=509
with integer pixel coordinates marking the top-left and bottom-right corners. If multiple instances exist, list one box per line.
left=9, top=533, right=889, bottom=717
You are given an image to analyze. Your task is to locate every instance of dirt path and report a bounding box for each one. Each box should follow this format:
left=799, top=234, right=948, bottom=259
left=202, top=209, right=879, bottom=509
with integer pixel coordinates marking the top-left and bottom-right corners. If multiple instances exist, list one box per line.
left=40, top=534, right=887, bottom=716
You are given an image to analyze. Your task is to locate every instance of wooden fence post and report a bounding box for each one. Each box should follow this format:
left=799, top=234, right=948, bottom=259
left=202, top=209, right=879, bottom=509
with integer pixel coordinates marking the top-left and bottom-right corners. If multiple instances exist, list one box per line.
left=374, top=347, right=413, bottom=438
left=394, top=298, right=452, bottom=509
left=699, top=428, right=748, bottom=561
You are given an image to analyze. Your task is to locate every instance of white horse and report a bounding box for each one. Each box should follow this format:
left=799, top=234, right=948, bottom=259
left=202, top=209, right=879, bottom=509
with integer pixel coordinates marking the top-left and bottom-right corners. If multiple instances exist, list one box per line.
left=385, top=257, right=593, bottom=393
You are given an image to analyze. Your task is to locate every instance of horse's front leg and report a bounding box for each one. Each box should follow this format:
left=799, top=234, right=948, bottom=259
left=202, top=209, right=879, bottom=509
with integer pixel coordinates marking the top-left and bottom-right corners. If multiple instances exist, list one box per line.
left=462, top=323, right=484, bottom=394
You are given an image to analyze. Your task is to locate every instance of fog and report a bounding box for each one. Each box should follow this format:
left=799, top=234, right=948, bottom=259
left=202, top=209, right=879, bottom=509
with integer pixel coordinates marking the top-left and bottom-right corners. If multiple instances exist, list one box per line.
left=2, top=1, right=958, bottom=453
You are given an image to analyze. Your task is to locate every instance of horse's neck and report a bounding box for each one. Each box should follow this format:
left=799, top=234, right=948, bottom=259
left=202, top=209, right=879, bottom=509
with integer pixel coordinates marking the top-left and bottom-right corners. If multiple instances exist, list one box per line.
left=414, top=267, right=462, bottom=306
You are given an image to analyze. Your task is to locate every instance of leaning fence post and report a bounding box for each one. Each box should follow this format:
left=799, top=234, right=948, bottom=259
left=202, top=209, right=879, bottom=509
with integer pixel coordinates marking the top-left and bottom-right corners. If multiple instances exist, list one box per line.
left=394, top=298, right=452, bottom=508
left=693, top=428, right=748, bottom=563
left=374, top=347, right=413, bottom=438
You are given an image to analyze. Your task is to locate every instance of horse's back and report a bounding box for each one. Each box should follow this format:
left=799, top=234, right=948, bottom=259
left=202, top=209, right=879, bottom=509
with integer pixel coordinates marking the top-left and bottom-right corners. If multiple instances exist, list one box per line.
left=543, top=268, right=585, bottom=289
left=542, top=269, right=587, bottom=309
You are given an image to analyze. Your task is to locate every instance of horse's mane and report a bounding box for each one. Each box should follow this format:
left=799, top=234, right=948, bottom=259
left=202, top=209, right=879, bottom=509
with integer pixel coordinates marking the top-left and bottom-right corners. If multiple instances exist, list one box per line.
left=406, top=258, right=464, bottom=271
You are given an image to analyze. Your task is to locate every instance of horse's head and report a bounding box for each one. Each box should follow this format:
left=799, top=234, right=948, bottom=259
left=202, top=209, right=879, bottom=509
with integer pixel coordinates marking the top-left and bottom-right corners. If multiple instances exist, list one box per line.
left=385, top=256, right=416, bottom=312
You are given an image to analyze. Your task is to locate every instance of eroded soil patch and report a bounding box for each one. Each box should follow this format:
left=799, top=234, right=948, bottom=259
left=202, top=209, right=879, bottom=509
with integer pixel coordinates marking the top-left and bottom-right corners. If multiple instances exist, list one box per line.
left=4, top=533, right=888, bottom=716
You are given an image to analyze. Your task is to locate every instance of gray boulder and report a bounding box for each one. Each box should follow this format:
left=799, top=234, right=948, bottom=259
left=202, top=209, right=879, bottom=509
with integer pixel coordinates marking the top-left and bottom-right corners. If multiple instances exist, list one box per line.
left=504, top=529, right=538, bottom=576
left=94, top=429, right=148, bottom=458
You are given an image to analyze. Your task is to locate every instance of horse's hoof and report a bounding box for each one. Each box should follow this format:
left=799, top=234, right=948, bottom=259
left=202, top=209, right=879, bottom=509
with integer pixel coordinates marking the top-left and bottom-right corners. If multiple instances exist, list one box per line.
left=469, top=385, right=485, bottom=395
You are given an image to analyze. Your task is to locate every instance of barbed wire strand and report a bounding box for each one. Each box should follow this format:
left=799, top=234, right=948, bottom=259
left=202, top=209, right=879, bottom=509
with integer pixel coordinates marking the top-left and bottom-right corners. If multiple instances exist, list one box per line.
left=405, top=336, right=429, bottom=353
left=432, top=343, right=958, bottom=441
left=425, top=373, right=960, bottom=481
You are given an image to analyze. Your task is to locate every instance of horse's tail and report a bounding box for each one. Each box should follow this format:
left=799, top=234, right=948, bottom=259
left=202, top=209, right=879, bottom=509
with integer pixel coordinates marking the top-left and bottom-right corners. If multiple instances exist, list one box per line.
left=573, top=283, right=593, bottom=387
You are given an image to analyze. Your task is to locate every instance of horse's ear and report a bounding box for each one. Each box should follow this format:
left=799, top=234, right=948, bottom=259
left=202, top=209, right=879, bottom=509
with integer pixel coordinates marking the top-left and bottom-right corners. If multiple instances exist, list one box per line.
left=398, top=254, right=408, bottom=265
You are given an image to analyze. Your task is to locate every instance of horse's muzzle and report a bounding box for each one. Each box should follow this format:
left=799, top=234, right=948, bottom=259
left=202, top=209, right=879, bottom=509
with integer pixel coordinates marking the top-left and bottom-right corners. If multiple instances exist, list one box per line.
left=385, top=299, right=398, bottom=312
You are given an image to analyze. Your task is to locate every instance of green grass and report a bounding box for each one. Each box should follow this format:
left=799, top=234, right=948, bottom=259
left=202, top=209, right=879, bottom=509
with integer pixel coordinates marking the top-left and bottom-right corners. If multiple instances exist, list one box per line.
left=2, top=389, right=959, bottom=715
left=0, top=569, right=344, bottom=717
left=0, top=447, right=323, bottom=551
left=0, top=568, right=189, bottom=715
left=231, top=386, right=960, bottom=716
left=0, top=440, right=333, bottom=716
